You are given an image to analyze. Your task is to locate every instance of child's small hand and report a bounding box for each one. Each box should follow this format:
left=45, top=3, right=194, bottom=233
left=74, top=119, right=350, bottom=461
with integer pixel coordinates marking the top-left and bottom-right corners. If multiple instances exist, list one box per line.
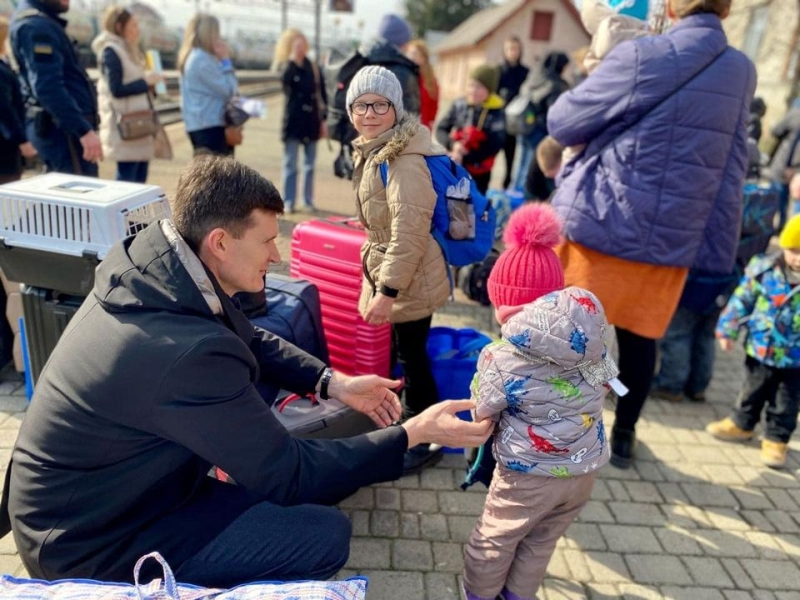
left=718, top=338, right=735, bottom=352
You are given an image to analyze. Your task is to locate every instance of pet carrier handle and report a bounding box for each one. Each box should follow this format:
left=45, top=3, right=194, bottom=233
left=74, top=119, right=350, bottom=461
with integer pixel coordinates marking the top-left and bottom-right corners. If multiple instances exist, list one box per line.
left=134, top=552, right=180, bottom=599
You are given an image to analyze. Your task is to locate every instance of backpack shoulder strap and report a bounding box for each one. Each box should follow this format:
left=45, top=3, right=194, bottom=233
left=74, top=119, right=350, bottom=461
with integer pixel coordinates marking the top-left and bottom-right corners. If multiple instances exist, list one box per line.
left=378, top=157, right=455, bottom=293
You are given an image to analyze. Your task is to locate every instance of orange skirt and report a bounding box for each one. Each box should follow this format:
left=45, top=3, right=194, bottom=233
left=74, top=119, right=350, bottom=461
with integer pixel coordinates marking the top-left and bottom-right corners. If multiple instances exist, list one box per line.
left=556, top=241, right=689, bottom=340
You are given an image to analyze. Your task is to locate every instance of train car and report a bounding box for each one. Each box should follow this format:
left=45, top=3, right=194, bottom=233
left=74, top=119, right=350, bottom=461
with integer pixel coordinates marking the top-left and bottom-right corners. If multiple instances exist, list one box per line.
left=0, top=1, right=97, bottom=67
left=64, top=7, right=97, bottom=67
left=128, top=2, right=180, bottom=68
left=230, top=30, right=274, bottom=70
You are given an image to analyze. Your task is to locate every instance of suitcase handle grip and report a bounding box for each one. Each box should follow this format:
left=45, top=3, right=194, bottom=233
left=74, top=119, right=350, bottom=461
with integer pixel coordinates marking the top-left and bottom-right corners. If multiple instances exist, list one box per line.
left=277, top=392, right=320, bottom=413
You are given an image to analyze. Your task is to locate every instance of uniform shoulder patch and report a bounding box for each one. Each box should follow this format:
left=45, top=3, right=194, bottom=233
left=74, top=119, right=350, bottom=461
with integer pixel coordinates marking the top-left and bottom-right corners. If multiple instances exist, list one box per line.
left=33, top=44, right=53, bottom=55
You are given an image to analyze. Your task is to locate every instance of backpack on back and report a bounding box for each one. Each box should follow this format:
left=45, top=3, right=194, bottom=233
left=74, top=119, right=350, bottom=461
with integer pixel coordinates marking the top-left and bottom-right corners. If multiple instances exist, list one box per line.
left=324, top=49, right=370, bottom=144
left=379, top=156, right=496, bottom=272
left=737, top=180, right=780, bottom=267
left=504, top=94, right=537, bottom=137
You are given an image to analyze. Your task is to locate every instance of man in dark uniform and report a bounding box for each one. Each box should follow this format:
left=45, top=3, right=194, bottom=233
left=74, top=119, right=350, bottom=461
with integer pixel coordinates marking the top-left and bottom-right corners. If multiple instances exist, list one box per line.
left=10, top=0, right=102, bottom=175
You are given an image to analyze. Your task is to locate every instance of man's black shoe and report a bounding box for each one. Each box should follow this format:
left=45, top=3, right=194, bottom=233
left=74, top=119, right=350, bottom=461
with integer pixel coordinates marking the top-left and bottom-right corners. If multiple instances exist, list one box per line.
left=610, top=427, right=635, bottom=469
left=402, top=443, right=444, bottom=475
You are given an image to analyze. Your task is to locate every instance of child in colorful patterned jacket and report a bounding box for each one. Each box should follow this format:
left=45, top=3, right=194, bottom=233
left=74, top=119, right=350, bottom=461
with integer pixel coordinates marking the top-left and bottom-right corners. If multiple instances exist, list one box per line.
left=461, top=203, right=623, bottom=600
left=706, top=214, right=800, bottom=468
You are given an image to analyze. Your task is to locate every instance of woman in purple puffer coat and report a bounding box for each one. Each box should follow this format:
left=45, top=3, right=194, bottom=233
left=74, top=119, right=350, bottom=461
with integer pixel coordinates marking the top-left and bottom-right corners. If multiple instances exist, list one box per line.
left=546, top=0, right=756, bottom=469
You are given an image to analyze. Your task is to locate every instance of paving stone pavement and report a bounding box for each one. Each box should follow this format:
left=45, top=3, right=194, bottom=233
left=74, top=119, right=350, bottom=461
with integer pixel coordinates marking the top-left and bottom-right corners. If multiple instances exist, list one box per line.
left=0, top=98, right=798, bottom=599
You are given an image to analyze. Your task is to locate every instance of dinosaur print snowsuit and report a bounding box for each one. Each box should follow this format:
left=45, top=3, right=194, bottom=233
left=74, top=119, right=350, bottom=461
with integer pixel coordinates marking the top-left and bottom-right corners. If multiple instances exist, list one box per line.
left=472, top=286, right=617, bottom=477
left=464, top=287, right=619, bottom=600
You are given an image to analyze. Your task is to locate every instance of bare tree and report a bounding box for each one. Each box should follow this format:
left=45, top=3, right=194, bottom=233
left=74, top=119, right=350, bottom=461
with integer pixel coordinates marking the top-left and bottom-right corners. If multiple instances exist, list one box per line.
left=404, top=0, right=491, bottom=36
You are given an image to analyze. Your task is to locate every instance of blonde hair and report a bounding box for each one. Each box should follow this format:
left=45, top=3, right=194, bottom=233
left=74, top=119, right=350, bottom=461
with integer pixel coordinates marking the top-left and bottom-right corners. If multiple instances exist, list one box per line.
left=571, top=46, right=590, bottom=75
left=273, top=28, right=307, bottom=71
left=536, top=136, right=565, bottom=174
left=177, top=13, right=220, bottom=73
left=101, top=5, right=143, bottom=64
left=0, top=16, right=9, bottom=55
left=407, top=39, right=438, bottom=100
left=670, top=0, right=731, bottom=18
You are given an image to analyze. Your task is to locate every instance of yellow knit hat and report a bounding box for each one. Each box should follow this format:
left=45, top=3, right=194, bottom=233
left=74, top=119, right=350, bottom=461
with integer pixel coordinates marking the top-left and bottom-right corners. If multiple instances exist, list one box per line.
left=779, top=214, right=800, bottom=249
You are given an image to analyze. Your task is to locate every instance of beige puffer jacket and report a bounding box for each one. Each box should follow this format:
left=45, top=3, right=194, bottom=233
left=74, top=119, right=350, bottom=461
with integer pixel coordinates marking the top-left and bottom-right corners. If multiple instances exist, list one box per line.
left=92, top=33, right=154, bottom=163
left=352, top=118, right=451, bottom=323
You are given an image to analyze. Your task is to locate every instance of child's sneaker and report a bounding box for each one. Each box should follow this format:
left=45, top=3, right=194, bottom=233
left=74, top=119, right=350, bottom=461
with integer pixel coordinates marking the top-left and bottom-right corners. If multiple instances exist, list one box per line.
left=761, top=440, right=788, bottom=468
left=705, top=417, right=754, bottom=442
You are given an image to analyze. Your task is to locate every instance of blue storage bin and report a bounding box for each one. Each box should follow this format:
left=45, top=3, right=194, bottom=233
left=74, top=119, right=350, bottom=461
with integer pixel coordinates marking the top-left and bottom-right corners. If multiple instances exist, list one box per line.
left=505, top=188, right=525, bottom=211
left=427, top=327, right=492, bottom=400
left=426, top=327, right=492, bottom=453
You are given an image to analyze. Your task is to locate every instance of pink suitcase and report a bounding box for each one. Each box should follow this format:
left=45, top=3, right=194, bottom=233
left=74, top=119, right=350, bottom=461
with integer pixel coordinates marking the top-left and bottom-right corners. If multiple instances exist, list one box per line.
left=290, top=218, right=392, bottom=378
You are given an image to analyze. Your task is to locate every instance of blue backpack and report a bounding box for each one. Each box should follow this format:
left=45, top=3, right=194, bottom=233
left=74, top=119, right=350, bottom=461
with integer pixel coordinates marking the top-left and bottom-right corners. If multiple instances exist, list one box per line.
left=737, top=180, right=780, bottom=267
left=379, top=156, right=496, bottom=269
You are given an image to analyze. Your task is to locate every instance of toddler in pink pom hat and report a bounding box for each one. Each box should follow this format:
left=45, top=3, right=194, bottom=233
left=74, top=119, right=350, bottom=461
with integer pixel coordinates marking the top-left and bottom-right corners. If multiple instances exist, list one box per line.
left=462, top=203, right=621, bottom=600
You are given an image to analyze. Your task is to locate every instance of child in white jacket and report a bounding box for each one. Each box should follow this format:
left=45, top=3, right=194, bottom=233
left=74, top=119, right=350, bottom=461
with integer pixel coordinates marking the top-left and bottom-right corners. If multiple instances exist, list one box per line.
left=462, top=204, right=621, bottom=600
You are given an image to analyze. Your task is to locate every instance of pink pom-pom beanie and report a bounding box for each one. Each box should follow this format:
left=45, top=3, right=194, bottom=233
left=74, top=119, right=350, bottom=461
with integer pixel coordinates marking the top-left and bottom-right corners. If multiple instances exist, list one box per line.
left=487, top=203, right=565, bottom=308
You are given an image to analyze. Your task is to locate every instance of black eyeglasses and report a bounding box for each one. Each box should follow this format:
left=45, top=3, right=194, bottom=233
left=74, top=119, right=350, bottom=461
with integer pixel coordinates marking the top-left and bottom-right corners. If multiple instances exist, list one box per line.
left=350, top=101, right=393, bottom=116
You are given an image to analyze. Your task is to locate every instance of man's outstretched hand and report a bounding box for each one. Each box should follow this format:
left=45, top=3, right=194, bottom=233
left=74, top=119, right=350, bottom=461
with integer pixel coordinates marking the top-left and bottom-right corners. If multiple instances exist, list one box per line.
left=325, top=372, right=402, bottom=428
left=402, top=400, right=494, bottom=450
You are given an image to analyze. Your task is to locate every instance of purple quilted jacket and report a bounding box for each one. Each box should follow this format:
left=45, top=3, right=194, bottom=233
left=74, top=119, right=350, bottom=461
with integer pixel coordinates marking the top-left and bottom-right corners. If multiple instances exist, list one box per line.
left=548, top=14, right=756, bottom=273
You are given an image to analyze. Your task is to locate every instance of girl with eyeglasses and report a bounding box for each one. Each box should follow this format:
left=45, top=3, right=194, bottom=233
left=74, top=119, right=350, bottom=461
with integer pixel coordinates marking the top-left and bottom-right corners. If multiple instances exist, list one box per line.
left=347, top=66, right=451, bottom=475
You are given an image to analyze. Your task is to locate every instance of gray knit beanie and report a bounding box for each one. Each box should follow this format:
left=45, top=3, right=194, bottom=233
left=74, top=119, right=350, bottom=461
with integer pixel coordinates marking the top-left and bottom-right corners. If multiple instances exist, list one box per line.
left=346, top=65, right=405, bottom=121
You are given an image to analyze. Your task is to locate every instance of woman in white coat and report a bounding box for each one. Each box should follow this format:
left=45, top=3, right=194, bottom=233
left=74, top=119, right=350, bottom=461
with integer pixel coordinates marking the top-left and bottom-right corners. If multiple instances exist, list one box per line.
left=92, top=5, right=162, bottom=182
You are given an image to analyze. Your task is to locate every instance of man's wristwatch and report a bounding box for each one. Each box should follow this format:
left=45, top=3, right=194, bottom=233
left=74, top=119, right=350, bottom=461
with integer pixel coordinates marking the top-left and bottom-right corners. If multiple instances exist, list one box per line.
left=319, top=368, right=333, bottom=400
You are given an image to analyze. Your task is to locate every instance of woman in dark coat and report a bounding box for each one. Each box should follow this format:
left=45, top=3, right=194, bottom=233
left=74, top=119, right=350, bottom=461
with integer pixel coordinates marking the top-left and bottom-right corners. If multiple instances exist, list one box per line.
left=0, top=16, right=37, bottom=184
left=274, top=28, right=327, bottom=214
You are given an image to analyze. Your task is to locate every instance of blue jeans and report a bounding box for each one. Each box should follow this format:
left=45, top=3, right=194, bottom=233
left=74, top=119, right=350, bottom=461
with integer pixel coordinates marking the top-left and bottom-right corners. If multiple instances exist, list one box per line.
left=654, top=306, right=720, bottom=397
left=512, top=139, right=534, bottom=192
left=27, top=121, right=98, bottom=177
left=731, top=357, right=800, bottom=442
left=512, top=129, right=547, bottom=192
left=282, top=138, right=317, bottom=209
left=777, top=182, right=790, bottom=231
left=117, top=161, right=149, bottom=183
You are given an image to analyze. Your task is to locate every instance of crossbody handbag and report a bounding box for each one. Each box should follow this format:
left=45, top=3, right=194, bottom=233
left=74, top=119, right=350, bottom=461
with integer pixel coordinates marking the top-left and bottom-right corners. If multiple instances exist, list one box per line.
left=225, top=97, right=250, bottom=127
left=116, top=92, right=160, bottom=141
left=224, top=96, right=249, bottom=147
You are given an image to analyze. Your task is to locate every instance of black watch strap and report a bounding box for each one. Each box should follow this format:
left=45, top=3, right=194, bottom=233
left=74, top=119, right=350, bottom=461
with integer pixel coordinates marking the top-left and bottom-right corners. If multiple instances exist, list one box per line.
left=319, top=368, right=333, bottom=400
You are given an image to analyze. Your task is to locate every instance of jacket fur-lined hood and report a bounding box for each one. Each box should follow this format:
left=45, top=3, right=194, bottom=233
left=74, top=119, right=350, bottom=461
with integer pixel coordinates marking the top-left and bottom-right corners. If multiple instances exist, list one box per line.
left=367, top=117, right=446, bottom=164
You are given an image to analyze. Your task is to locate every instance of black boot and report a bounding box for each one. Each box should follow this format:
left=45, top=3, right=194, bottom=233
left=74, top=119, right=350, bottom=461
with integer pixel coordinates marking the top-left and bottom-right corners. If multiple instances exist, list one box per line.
left=403, top=443, right=443, bottom=475
left=610, top=427, right=635, bottom=469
